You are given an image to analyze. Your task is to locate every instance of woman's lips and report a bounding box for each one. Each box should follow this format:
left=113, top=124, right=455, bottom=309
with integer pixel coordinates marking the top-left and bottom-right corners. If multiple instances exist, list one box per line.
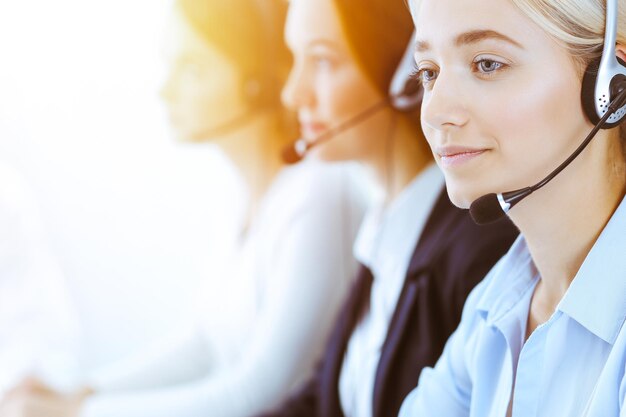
left=435, top=146, right=488, bottom=168
left=300, top=122, right=328, bottom=140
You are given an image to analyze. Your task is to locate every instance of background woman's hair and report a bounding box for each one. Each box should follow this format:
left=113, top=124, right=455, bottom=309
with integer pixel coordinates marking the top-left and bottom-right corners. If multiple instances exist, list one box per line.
left=175, top=0, right=296, bottom=140
left=331, top=0, right=414, bottom=96
left=331, top=0, right=426, bottom=141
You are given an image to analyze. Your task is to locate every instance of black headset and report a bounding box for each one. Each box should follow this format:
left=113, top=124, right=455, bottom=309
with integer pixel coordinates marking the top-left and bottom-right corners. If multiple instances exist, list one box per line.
left=389, top=31, right=423, bottom=111
left=241, top=0, right=285, bottom=110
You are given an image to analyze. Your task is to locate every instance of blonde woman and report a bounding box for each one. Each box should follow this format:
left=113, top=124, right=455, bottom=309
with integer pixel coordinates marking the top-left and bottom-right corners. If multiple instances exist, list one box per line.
left=400, top=0, right=626, bottom=415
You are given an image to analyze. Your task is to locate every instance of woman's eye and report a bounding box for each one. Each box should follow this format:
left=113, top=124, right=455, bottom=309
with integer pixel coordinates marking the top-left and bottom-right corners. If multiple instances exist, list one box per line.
left=313, top=56, right=334, bottom=70
left=474, top=59, right=505, bottom=74
left=178, top=61, right=206, bottom=80
left=413, top=67, right=438, bottom=86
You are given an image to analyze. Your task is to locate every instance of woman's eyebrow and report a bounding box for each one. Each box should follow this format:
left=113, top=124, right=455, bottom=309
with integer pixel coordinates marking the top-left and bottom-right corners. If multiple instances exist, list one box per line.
left=415, top=29, right=524, bottom=53
left=306, top=39, right=341, bottom=51
left=415, top=39, right=430, bottom=53
left=455, top=29, right=524, bottom=49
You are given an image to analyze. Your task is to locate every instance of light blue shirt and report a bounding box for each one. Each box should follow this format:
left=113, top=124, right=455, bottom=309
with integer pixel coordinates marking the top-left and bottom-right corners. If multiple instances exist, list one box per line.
left=399, top=195, right=626, bottom=417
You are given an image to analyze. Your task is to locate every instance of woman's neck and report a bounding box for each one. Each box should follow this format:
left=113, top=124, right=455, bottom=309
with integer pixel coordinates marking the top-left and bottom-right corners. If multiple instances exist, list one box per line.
left=511, top=138, right=626, bottom=310
left=361, top=113, right=433, bottom=205
left=216, top=112, right=286, bottom=225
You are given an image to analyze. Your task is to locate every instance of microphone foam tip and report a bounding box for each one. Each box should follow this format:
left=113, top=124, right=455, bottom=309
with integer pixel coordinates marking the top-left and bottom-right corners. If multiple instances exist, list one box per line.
left=281, top=144, right=303, bottom=165
left=470, top=193, right=505, bottom=225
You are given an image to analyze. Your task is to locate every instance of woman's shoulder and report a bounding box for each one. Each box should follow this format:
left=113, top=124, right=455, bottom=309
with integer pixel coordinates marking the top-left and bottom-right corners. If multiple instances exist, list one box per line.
left=264, top=159, right=371, bottom=222
left=280, top=159, right=370, bottom=197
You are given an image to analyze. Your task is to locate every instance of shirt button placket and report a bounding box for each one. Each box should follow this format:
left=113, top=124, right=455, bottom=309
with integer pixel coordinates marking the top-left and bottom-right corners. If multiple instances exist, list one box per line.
left=511, top=324, right=548, bottom=417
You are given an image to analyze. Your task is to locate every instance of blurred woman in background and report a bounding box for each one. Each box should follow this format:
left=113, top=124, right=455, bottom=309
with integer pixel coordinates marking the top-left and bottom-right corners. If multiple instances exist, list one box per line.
left=0, top=0, right=366, bottom=416
left=262, top=0, right=517, bottom=416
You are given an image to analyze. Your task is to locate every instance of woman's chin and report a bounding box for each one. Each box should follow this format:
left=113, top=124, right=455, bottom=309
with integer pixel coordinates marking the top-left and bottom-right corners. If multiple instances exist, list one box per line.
left=308, top=144, right=347, bottom=163
left=445, top=183, right=481, bottom=210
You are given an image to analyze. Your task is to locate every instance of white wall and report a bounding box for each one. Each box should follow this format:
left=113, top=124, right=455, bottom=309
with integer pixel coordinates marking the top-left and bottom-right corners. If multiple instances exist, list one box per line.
left=0, top=0, right=243, bottom=378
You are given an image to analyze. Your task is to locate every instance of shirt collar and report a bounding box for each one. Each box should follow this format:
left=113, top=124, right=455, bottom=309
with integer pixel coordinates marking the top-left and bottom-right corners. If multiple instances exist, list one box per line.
left=475, top=235, right=539, bottom=326
left=558, top=195, right=626, bottom=345
left=476, top=196, right=626, bottom=342
left=354, top=163, right=443, bottom=277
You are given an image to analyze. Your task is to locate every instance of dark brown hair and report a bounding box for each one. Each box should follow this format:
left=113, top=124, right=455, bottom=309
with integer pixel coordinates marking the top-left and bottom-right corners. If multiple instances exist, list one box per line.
left=331, top=0, right=414, bottom=96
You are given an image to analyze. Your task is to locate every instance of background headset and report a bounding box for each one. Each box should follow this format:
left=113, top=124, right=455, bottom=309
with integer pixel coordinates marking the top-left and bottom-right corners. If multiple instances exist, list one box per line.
left=242, top=0, right=286, bottom=110
left=281, top=33, right=423, bottom=164
left=470, top=0, right=626, bottom=224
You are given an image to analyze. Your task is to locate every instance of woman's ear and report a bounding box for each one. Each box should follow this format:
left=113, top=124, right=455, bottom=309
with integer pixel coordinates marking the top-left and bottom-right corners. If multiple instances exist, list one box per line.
left=616, top=43, right=626, bottom=63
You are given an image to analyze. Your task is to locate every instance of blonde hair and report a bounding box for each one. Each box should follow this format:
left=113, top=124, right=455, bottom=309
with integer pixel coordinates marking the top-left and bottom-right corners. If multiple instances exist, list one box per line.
left=175, top=0, right=291, bottom=109
left=508, top=1, right=625, bottom=64
left=174, top=0, right=296, bottom=143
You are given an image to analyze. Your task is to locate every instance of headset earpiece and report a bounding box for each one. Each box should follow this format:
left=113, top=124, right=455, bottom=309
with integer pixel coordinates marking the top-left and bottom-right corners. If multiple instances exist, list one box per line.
left=582, top=57, right=603, bottom=125
left=389, top=31, right=423, bottom=112
left=580, top=0, right=626, bottom=129
left=242, top=75, right=265, bottom=107
left=240, top=0, right=284, bottom=112
left=242, top=73, right=283, bottom=110
left=581, top=56, right=626, bottom=128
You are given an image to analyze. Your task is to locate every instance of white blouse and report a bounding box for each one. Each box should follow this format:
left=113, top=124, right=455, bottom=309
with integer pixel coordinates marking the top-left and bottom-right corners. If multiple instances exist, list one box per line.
left=339, top=164, right=444, bottom=417
left=0, top=163, right=78, bottom=394
left=82, top=159, right=368, bottom=417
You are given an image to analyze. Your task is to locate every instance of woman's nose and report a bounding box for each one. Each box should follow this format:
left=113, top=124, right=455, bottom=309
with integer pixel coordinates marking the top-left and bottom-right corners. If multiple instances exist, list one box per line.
left=281, top=63, right=314, bottom=111
left=420, top=70, right=469, bottom=132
